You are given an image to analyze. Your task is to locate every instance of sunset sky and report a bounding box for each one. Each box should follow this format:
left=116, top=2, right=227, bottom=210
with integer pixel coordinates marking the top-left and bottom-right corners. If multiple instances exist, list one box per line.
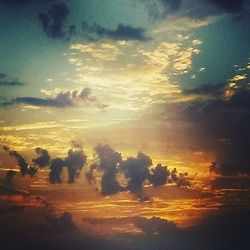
left=0, top=1, right=250, bottom=250
left=0, top=0, right=250, bottom=176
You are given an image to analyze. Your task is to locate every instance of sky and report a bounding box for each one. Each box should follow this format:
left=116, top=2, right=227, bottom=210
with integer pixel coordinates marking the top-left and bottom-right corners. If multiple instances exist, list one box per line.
left=0, top=0, right=250, bottom=176
left=1, top=1, right=250, bottom=250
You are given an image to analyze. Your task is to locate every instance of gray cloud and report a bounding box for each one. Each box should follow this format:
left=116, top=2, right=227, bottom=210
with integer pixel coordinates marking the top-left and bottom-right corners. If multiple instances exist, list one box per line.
left=151, top=82, right=250, bottom=175
left=0, top=87, right=107, bottom=109
left=38, top=2, right=70, bottom=39
left=81, top=22, right=149, bottom=41
left=183, top=83, right=226, bottom=96
left=85, top=144, right=190, bottom=200
left=145, top=0, right=250, bottom=20
left=0, top=73, right=25, bottom=87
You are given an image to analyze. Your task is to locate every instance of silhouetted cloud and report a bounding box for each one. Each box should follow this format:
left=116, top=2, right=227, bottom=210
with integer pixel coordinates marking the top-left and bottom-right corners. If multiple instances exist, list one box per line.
left=123, top=152, right=152, bottom=198
left=85, top=144, right=190, bottom=199
left=39, top=2, right=70, bottom=39
left=3, top=146, right=28, bottom=176
left=82, top=22, right=149, bottom=41
left=49, top=158, right=64, bottom=184
left=0, top=87, right=107, bottom=109
left=65, top=148, right=87, bottom=183
left=0, top=73, right=25, bottom=87
left=2, top=146, right=38, bottom=176
left=150, top=164, right=170, bottom=187
left=32, top=147, right=51, bottom=168
left=93, top=144, right=122, bottom=195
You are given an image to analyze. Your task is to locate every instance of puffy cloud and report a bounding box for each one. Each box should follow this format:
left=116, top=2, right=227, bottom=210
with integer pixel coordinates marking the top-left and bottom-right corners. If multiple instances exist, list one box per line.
left=65, top=148, right=87, bottom=183
left=150, top=164, right=170, bottom=187
left=92, top=144, right=123, bottom=195
left=49, top=157, right=64, bottom=184
left=123, top=152, right=152, bottom=198
left=32, top=147, right=51, bottom=168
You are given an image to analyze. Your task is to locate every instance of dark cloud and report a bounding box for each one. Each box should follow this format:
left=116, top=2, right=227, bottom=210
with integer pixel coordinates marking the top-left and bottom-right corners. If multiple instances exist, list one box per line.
left=0, top=73, right=25, bottom=87
left=49, top=157, right=64, bottom=184
left=39, top=3, right=70, bottom=39
left=32, top=147, right=51, bottom=168
left=0, top=87, right=107, bottom=109
left=180, top=85, right=250, bottom=175
left=85, top=144, right=190, bottom=199
left=146, top=0, right=249, bottom=20
left=207, top=0, right=248, bottom=13
left=123, top=152, right=152, bottom=198
left=65, top=148, right=87, bottom=183
left=0, top=0, right=54, bottom=5
left=82, top=22, right=149, bottom=41
left=150, top=164, right=170, bottom=187
left=2, top=146, right=38, bottom=177
left=211, top=176, right=250, bottom=190
left=5, top=148, right=28, bottom=176
left=183, top=83, right=226, bottom=96
left=47, top=142, right=86, bottom=184
left=93, top=144, right=122, bottom=195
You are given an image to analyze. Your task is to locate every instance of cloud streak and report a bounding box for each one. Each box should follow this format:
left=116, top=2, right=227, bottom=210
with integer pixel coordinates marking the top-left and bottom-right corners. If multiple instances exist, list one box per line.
left=81, top=22, right=149, bottom=41
left=0, top=87, right=107, bottom=109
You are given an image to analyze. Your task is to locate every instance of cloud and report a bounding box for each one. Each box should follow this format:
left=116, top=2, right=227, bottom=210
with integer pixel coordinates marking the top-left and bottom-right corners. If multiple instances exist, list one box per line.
left=49, top=157, right=64, bottom=184
left=0, top=73, right=25, bottom=87
left=0, top=0, right=54, bottom=5
left=180, top=86, right=250, bottom=175
left=32, top=147, right=51, bottom=168
left=92, top=144, right=123, bottom=195
left=81, top=22, right=149, bottom=41
left=150, top=164, right=170, bottom=187
left=2, top=146, right=37, bottom=177
left=38, top=2, right=70, bottom=39
left=145, top=0, right=250, bottom=21
left=0, top=87, right=107, bottom=109
left=85, top=144, right=190, bottom=200
left=65, top=148, right=87, bottom=183
left=207, top=0, right=248, bottom=13
left=183, top=83, right=226, bottom=96
left=133, top=216, right=180, bottom=235
left=123, top=152, right=152, bottom=198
